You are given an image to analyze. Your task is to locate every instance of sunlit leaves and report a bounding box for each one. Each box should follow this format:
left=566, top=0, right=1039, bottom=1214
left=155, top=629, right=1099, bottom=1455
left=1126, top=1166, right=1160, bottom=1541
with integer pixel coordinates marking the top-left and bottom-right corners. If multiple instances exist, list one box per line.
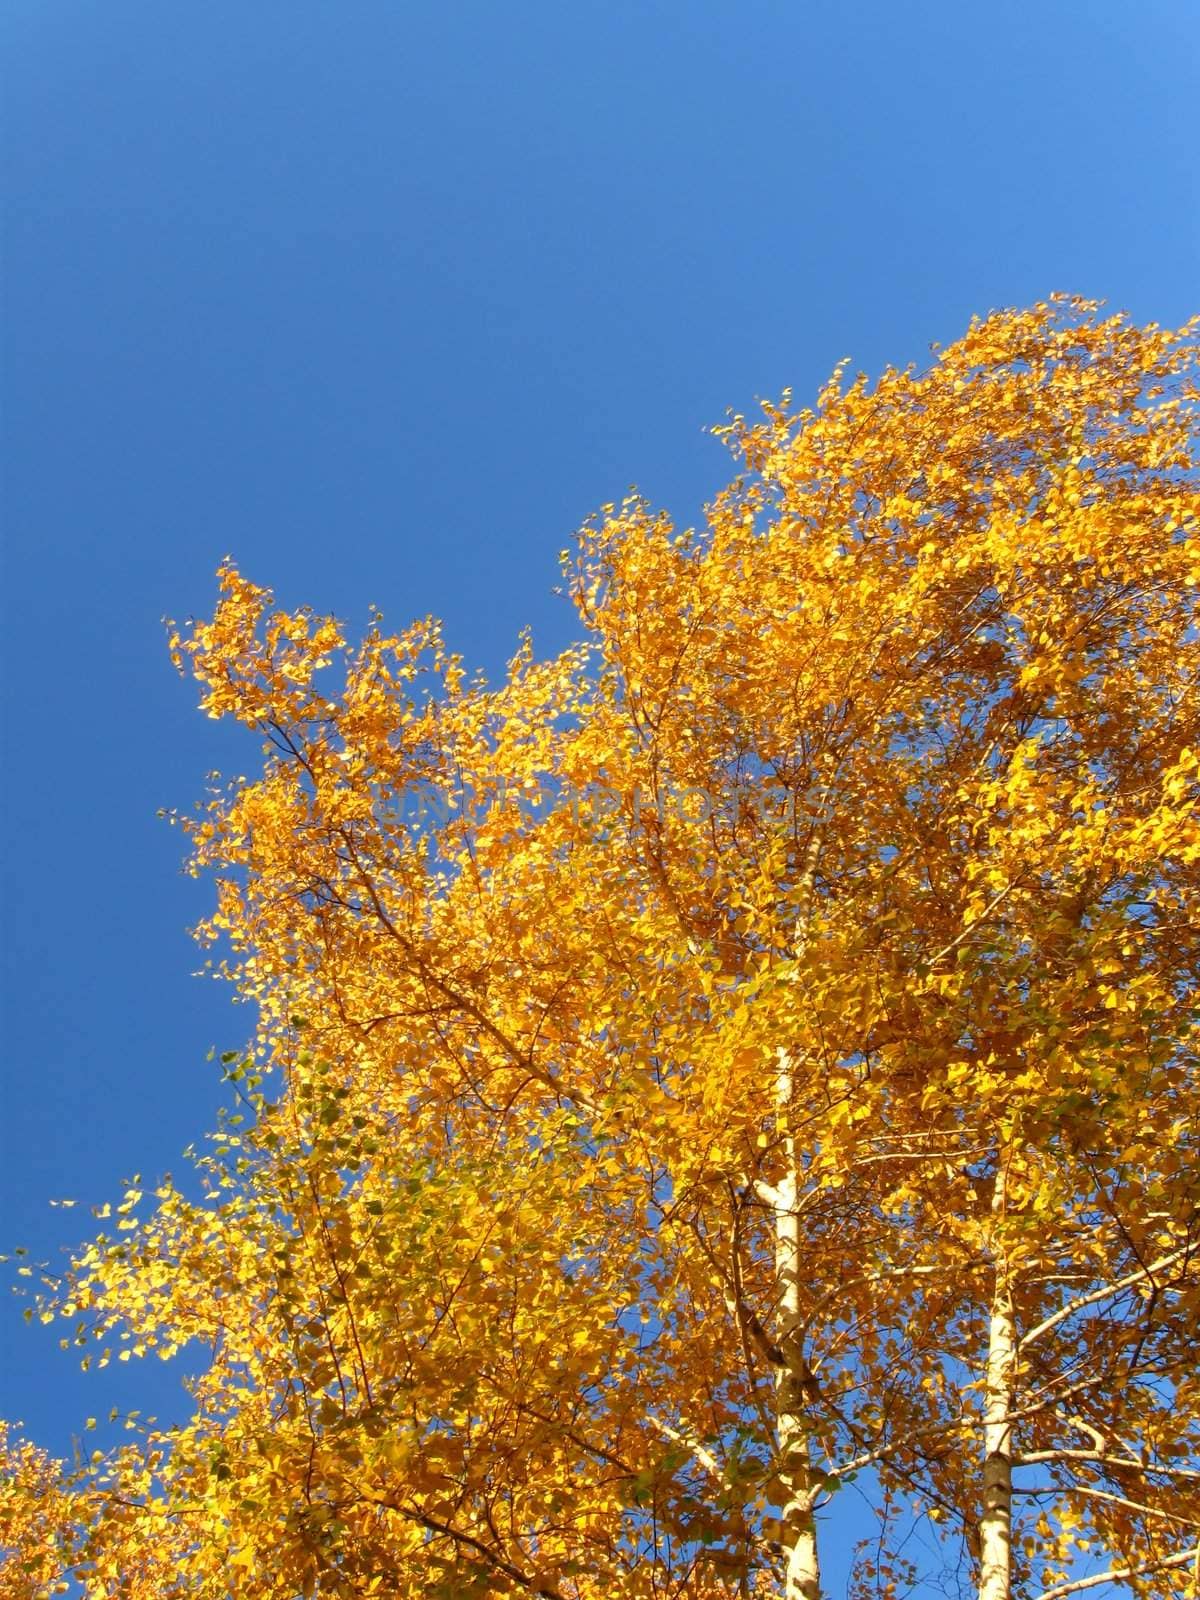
left=4, top=298, right=1199, bottom=1599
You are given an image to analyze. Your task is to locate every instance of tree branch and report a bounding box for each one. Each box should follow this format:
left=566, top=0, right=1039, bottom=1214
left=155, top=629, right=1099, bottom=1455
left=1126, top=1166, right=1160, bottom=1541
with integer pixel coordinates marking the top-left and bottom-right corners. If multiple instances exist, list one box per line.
left=1032, top=1543, right=1200, bottom=1600
left=1014, top=1447, right=1200, bottom=1483
left=1013, top=1482, right=1200, bottom=1529
left=1018, top=1244, right=1194, bottom=1353
left=369, top=1495, right=567, bottom=1600
left=647, top=1415, right=724, bottom=1483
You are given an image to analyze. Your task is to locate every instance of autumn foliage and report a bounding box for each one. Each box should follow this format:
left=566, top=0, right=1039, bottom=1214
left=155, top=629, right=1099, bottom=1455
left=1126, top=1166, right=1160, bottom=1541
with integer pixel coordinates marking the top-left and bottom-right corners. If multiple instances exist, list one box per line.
left=3, top=298, right=1199, bottom=1599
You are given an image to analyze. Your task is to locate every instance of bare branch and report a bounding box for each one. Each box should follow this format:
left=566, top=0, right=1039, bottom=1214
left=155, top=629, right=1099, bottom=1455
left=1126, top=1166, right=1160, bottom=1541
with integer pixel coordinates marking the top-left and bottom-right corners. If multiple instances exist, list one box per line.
left=1014, top=1448, right=1200, bottom=1483
left=1018, top=1244, right=1195, bottom=1353
left=1014, top=1482, right=1200, bottom=1529
left=1032, top=1543, right=1200, bottom=1600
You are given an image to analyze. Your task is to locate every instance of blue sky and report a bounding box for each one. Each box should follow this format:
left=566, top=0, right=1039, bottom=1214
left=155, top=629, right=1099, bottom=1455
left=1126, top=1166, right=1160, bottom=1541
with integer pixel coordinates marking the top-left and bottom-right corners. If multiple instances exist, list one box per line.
left=2, top=0, right=1197, bottom=1587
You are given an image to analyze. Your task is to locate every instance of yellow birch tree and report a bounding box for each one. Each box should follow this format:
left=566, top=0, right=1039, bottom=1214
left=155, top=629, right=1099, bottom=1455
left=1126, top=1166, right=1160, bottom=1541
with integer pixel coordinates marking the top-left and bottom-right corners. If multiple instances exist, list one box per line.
left=3, top=297, right=1198, bottom=1600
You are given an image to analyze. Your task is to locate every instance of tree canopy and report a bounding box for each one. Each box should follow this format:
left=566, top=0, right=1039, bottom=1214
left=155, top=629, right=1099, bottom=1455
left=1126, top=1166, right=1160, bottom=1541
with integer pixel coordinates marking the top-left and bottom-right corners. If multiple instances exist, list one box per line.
left=4, top=296, right=1199, bottom=1600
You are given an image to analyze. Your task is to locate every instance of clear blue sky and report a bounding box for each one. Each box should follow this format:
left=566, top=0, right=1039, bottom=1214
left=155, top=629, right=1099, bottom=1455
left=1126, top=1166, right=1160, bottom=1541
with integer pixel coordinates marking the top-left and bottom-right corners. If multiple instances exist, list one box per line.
left=2, top=0, right=1197, bottom=1587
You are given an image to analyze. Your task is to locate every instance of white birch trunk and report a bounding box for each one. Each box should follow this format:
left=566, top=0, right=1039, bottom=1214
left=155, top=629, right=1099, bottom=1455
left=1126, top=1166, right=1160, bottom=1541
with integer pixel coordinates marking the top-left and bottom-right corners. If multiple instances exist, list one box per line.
left=774, top=1052, right=821, bottom=1600
left=979, top=1262, right=1015, bottom=1600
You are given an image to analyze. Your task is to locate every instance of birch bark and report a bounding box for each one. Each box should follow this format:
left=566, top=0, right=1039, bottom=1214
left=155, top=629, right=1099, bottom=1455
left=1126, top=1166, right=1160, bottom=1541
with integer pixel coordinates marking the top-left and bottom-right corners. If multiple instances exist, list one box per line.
left=773, top=1051, right=821, bottom=1600
left=979, top=1190, right=1015, bottom=1600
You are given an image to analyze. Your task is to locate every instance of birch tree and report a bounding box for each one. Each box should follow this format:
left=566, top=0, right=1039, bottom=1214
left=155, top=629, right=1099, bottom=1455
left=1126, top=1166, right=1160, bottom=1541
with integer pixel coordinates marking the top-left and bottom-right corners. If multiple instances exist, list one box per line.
left=3, top=296, right=1198, bottom=1600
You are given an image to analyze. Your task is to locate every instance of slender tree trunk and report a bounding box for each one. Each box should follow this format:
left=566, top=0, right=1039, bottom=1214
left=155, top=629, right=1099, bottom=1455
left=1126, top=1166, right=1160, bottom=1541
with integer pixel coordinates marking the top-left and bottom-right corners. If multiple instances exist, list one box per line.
left=774, top=1053, right=821, bottom=1600
left=979, top=1257, right=1015, bottom=1600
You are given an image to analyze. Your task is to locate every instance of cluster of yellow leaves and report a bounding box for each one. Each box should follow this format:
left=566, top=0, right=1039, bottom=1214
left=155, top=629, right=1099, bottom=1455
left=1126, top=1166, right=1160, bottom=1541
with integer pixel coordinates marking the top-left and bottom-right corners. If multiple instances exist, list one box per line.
left=0, top=1424, right=75, bottom=1598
